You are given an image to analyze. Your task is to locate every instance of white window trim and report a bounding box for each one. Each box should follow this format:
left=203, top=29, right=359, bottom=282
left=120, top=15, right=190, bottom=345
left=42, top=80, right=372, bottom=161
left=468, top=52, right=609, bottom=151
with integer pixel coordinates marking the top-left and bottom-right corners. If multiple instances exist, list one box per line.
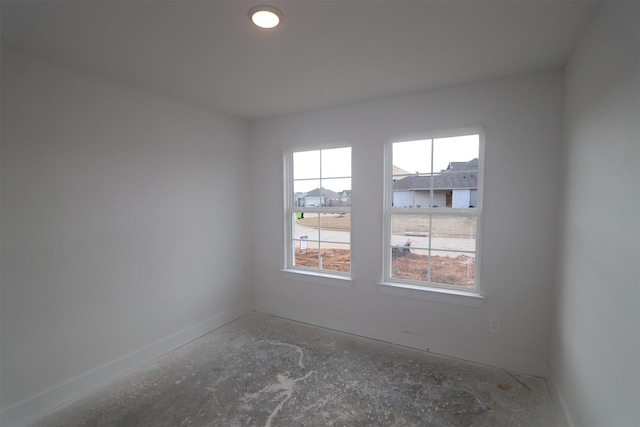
left=283, top=144, right=352, bottom=281
left=280, top=268, right=353, bottom=288
left=382, top=127, right=485, bottom=300
left=377, top=281, right=484, bottom=307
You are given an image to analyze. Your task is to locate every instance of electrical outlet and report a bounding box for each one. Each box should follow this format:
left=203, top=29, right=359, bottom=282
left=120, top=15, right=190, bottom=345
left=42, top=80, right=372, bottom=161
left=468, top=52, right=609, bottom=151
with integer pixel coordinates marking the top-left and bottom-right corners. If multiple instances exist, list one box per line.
left=489, top=316, right=500, bottom=334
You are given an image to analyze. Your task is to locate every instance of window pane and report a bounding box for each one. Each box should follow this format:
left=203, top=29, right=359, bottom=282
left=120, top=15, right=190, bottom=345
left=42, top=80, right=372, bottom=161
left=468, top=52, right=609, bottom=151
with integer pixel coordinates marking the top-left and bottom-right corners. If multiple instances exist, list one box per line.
left=293, top=241, right=351, bottom=273
left=391, top=214, right=429, bottom=242
left=390, top=214, right=476, bottom=287
left=430, top=215, right=477, bottom=244
left=391, top=214, right=476, bottom=243
left=293, top=150, right=320, bottom=180
left=429, top=215, right=476, bottom=287
left=320, top=243, right=350, bottom=273
left=432, top=135, right=479, bottom=170
left=294, top=180, right=320, bottom=207
left=391, top=247, right=428, bottom=283
left=390, top=215, right=428, bottom=282
left=293, top=212, right=319, bottom=242
left=390, top=249, right=475, bottom=287
left=321, top=178, right=351, bottom=207
left=432, top=135, right=479, bottom=209
left=392, top=175, right=433, bottom=208
left=392, top=139, right=432, bottom=175
left=319, top=213, right=350, bottom=243
left=429, top=254, right=475, bottom=287
left=294, top=179, right=320, bottom=194
left=321, top=147, right=351, bottom=178
left=294, top=240, right=320, bottom=269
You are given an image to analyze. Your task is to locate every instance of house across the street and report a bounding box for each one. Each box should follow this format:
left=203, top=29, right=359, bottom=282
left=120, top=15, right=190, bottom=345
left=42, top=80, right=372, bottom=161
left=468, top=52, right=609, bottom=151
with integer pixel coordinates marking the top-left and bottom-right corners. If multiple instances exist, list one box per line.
left=295, top=187, right=351, bottom=207
left=393, top=159, right=478, bottom=208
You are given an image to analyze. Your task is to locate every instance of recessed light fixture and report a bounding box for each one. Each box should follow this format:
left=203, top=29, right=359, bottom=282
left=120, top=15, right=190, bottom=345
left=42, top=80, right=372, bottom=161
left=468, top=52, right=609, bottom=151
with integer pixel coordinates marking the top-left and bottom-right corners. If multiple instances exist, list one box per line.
left=249, top=5, right=282, bottom=29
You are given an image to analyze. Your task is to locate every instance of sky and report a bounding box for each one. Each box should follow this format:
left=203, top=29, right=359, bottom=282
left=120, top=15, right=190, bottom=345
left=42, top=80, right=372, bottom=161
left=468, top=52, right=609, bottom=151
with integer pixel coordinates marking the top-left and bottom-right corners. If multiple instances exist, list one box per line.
left=294, top=147, right=351, bottom=193
left=393, top=134, right=479, bottom=175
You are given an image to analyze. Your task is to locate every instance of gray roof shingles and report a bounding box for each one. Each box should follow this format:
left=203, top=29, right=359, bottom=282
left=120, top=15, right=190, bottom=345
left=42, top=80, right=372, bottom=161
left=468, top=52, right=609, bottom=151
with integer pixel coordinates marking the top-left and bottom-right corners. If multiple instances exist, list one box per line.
left=393, top=159, right=478, bottom=191
left=302, top=187, right=340, bottom=197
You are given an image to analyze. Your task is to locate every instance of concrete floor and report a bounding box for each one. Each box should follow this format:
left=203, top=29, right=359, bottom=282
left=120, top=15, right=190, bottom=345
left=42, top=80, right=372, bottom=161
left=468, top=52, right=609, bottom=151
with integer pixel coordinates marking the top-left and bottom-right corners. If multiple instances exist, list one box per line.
left=30, top=313, right=557, bottom=426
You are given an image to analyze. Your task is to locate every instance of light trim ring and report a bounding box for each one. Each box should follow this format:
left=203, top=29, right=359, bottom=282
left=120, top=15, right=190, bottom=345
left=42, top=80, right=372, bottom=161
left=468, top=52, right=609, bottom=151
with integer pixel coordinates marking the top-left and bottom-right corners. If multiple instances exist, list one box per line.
left=249, top=5, right=282, bottom=29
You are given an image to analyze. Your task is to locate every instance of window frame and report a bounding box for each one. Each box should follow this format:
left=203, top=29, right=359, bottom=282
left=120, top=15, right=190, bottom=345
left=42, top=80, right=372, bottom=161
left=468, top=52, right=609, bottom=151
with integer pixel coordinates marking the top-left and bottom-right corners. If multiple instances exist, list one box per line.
left=382, top=127, right=485, bottom=294
left=283, top=144, right=352, bottom=279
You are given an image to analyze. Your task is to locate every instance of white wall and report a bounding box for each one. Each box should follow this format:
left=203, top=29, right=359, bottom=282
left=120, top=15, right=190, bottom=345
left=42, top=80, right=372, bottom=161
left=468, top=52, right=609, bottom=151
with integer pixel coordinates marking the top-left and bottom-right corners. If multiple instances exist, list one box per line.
left=0, top=48, right=252, bottom=425
left=549, top=2, right=640, bottom=426
left=250, top=70, right=564, bottom=377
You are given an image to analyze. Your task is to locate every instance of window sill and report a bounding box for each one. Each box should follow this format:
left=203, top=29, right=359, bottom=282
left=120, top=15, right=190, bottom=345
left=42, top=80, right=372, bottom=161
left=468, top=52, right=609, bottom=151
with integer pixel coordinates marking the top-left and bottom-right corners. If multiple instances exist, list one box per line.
left=377, top=282, right=485, bottom=307
left=281, top=269, right=354, bottom=289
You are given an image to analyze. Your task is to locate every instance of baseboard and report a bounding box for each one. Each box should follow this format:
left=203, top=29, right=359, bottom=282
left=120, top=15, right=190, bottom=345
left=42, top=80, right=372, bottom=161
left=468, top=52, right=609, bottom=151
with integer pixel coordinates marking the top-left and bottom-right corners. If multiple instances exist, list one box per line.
left=254, top=301, right=547, bottom=378
left=1, top=306, right=250, bottom=427
left=547, top=375, right=574, bottom=427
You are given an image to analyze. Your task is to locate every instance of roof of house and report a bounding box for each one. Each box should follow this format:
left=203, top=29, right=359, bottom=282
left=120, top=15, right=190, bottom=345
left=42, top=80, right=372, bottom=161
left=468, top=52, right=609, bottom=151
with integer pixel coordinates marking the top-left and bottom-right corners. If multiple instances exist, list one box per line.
left=393, top=165, right=411, bottom=176
left=393, top=159, right=478, bottom=191
left=302, top=187, right=341, bottom=198
left=447, top=158, right=478, bottom=171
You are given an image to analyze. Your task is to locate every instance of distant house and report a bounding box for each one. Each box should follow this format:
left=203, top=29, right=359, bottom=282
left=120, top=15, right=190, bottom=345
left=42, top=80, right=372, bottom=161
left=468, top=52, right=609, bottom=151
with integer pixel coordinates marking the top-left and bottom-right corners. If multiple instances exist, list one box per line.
left=296, top=187, right=350, bottom=207
left=339, top=190, right=352, bottom=206
left=392, top=159, right=478, bottom=208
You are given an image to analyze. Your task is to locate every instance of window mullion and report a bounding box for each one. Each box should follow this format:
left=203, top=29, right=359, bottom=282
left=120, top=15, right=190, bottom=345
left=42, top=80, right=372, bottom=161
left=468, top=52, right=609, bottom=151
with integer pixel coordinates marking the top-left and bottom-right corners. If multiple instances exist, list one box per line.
left=318, top=149, right=322, bottom=268
left=317, top=212, right=322, bottom=268
left=430, top=139, right=434, bottom=208
left=288, top=156, right=294, bottom=269
left=427, top=140, right=433, bottom=281
left=427, top=213, right=432, bottom=283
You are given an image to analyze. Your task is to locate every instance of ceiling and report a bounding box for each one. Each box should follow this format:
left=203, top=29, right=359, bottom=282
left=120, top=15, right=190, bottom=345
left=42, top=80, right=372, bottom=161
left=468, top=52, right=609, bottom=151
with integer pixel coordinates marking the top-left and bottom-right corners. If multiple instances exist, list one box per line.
left=1, top=1, right=599, bottom=121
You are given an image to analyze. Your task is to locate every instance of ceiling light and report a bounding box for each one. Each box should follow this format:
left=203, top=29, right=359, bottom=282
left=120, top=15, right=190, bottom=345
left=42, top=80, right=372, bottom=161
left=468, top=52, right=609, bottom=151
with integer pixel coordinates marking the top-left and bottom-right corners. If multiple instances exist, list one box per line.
left=249, top=5, right=282, bottom=29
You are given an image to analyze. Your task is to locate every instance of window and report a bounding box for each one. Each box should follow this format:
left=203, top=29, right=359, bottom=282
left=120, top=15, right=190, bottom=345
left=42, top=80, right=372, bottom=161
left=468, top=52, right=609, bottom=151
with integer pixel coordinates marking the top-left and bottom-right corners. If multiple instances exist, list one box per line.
left=285, top=146, right=351, bottom=276
left=384, top=129, right=483, bottom=291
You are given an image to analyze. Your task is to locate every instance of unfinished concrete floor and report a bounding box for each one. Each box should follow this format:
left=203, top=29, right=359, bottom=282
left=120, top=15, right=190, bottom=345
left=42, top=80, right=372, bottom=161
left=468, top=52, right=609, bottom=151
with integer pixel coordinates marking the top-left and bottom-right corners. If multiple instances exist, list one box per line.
left=30, top=313, right=557, bottom=426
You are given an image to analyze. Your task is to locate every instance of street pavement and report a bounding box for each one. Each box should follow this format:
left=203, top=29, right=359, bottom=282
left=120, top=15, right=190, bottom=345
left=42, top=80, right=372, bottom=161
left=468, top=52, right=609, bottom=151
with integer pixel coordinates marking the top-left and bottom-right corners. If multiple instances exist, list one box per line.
left=293, top=224, right=475, bottom=257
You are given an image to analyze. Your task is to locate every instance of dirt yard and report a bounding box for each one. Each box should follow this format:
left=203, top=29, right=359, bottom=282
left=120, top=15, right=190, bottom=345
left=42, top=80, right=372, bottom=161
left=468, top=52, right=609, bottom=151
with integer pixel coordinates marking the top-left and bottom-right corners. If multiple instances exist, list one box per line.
left=296, top=213, right=350, bottom=230
left=295, top=213, right=476, bottom=238
left=294, top=213, right=475, bottom=286
left=294, top=249, right=475, bottom=287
